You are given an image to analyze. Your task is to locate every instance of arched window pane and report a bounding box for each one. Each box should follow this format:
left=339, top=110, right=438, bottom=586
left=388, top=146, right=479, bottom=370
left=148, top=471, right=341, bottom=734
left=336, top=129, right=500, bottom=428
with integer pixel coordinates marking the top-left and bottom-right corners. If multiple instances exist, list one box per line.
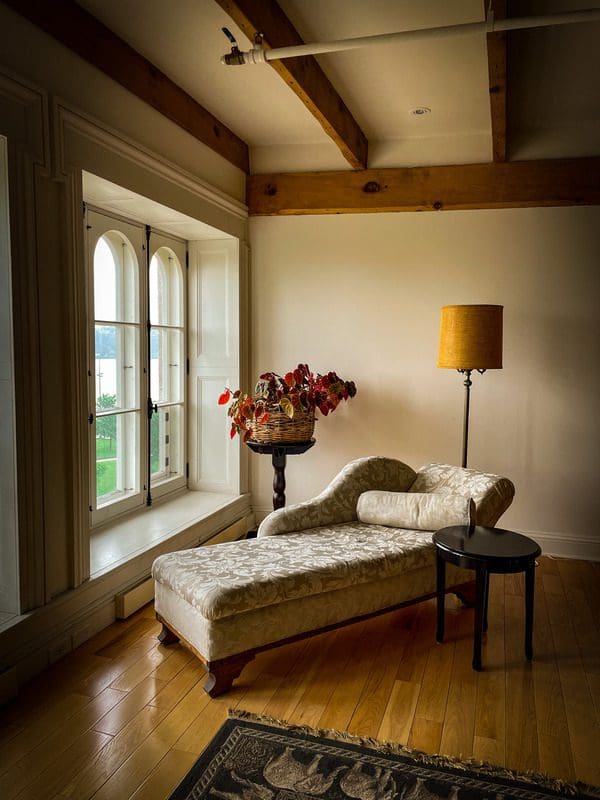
left=150, top=248, right=182, bottom=326
left=94, top=237, right=116, bottom=320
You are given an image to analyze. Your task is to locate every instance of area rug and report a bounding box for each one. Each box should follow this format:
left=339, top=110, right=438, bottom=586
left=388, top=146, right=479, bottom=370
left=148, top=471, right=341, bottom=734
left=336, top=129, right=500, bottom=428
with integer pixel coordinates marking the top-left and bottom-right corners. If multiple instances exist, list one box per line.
left=169, top=710, right=599, bottom=800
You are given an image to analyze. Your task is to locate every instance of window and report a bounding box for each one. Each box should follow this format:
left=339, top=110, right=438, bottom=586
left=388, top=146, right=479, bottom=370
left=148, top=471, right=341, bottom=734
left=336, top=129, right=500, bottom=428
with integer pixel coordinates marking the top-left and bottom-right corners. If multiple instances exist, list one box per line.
left=87, top=209, right=185, bottom=524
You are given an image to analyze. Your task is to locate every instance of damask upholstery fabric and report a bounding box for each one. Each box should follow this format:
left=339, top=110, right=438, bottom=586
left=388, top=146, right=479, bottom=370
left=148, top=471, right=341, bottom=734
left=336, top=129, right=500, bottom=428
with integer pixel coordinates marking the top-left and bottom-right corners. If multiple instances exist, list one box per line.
left=357, top=491, right=474, bottom=530
left=257, top=456, right=417, bottom=538
left=410, top=463, right=515, bottom=526
left=153, top=524, right=438, bottom=621
left=153, top=457, right=515, bottom=665
left=155, top=560, right=473, bottom=661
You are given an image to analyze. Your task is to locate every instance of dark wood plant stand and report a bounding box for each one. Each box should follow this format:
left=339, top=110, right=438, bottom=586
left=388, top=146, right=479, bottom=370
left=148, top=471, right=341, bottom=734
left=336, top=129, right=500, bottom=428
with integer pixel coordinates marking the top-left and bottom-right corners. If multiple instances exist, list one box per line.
left=246, top=439, right=315, bottom=510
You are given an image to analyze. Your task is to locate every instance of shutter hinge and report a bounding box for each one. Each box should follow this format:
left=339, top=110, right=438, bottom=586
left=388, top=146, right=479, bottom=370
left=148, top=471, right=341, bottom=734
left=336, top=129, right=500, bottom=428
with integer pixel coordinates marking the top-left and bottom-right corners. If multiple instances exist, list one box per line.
left=186, top=357, right=190, bottom=375
left=185, top=250, right=189, bottom=270
left=186, top=462, right=189, bottom=479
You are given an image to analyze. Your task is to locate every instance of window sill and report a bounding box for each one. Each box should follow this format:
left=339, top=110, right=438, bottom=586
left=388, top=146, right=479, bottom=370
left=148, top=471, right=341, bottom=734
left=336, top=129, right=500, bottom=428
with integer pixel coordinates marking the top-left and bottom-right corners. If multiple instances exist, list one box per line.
left=90, top=490, right=246, bottom=577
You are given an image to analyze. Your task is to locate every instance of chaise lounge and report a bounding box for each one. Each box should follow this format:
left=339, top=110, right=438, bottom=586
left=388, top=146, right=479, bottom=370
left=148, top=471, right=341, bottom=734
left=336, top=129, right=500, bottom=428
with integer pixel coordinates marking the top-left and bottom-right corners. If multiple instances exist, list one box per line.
left=152, top=457, right=515, bottom=696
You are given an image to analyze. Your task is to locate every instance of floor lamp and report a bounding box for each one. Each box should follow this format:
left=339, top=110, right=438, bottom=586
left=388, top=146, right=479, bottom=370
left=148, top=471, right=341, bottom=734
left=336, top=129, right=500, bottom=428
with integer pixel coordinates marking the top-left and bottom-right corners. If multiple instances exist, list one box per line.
left=437, top=305, right=503, bottom=468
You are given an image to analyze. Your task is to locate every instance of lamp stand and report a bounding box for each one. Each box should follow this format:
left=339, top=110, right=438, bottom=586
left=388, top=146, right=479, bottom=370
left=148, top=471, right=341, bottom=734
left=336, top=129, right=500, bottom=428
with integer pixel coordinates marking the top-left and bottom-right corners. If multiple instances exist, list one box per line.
left=457, top=368, right=486, bottom=468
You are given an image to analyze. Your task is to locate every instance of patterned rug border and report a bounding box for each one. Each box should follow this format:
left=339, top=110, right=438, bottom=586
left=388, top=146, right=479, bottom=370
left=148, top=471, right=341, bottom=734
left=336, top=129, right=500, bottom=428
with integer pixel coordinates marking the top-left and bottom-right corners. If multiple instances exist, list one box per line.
left=229, top=709, right=600, bottom=798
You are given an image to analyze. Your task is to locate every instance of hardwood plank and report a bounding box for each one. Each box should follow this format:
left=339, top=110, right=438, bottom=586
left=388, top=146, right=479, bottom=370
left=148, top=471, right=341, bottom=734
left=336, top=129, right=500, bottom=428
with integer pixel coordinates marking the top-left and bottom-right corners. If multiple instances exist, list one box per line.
left=74, top=631, right=163, bottom=698
left=579, top=560, right=600, bottom=629
left=317, top=620, right=386, bottom=731
left=0, top=692, right=91, bottom=774
left=272, top=626, right=352, bottom=728
left=128, top=748, right=198, bottom=800
left=550, top=618, right=600, bottom=785
left=173, top=691, right=241, bottom=757
left=440, top=610, right=477, bottom=758
left=504, top=594, right=539, bottom=774
left=557, top=559, right=600, bottom=676
left=347, top=611, right=414, bottom=738
left=261, top=633, right=338, bottom=722
left=378, top=680, right=420, bottom=746
left=408, top=718, right=443, bottom=754
left=94, top=675, right=168, bottom=736
left=3, top=0, right=249, bottom=172
left=55, top=706, right=166, bottom=800
left=13, top=729, right=112, bottom=800
left=0, top=687, right=124, bottom=800
left=214, top=0, right=367, bottom=169
left=531, top=577, right=575, bottom=780
left=247, top=158, right=600, bottom=215
left=148, top=660, right=208, bottom=711
left=91, top=683, right=209, bottom=800
left=149, top=645, right=193, bottom=683
left=110, top=645, right=174, bottom=692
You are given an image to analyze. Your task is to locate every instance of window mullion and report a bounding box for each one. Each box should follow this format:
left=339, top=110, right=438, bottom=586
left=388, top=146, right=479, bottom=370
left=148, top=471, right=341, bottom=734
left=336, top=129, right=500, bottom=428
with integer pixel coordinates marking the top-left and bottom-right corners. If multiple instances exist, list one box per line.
left=145, top=224, right=153, bottom=506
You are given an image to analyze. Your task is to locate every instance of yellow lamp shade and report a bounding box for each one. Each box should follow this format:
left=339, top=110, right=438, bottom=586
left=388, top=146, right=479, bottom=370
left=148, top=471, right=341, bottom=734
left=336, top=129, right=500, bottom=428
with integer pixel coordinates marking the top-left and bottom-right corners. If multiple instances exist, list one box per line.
left=437, top=304, right=503, bottom=370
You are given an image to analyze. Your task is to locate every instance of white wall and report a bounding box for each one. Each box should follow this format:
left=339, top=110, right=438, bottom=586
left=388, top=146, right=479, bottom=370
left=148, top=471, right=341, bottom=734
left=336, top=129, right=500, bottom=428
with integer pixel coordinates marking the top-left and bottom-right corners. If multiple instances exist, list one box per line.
left=249, top=206, right=600, bottom=558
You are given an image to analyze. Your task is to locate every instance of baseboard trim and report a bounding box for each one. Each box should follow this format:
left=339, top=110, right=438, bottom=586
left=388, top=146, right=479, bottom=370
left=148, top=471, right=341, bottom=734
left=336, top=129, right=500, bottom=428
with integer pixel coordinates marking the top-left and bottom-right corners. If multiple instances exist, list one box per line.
left=525, top=529, right=600, bottom=561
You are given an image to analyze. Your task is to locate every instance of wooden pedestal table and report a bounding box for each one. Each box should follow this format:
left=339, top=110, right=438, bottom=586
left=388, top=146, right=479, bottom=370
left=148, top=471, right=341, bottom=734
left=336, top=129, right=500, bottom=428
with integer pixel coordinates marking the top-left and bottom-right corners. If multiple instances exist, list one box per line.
left=246, top=439, right=316, bottom=511
left=434, top=525, right=541, bottom=671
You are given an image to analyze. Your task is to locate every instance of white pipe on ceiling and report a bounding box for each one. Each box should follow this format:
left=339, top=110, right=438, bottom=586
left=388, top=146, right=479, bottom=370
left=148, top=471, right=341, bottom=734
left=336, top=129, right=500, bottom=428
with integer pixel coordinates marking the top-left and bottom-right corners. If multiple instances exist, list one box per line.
left=221, top=8, right=600, bottom=65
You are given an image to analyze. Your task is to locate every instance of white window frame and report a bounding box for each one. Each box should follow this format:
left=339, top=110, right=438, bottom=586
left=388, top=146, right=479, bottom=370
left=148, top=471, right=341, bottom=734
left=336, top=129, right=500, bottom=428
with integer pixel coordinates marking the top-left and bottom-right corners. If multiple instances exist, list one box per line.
left=86, top=207, right=187, bottom=525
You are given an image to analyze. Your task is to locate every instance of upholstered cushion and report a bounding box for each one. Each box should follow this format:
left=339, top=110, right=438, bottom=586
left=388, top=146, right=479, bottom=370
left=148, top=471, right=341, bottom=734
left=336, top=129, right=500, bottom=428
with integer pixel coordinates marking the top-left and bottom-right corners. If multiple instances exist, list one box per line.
left=152, top=523, right=437, bottom=622
left=412, top=463, right=516, bottom=526
left=357, top=491, right=474, bottom=530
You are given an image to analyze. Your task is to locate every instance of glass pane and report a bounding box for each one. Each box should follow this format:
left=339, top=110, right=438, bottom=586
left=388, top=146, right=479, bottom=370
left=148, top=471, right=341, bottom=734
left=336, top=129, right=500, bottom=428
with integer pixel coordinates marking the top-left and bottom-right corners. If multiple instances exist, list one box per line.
left=94, top=237, right=116, bottom=321
left=150, top=248, right=182, bottom=326
left=150, top=328, right=183, bottom=404
left=151, top=405, right=183, bottom=485
left=95, top=324, right=139, bottom=411
left=96, top=411, right=139, bottom=507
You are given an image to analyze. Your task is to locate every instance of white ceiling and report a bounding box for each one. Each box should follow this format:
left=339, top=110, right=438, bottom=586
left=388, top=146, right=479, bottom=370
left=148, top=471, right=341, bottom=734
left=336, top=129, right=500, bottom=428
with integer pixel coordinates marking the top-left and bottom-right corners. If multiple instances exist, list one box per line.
left=76, top=0, right=600, bottom=173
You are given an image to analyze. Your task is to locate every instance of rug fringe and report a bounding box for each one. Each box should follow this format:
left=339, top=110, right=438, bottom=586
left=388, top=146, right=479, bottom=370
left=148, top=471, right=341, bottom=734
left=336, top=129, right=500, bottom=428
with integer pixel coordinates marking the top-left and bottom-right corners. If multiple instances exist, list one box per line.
left=228, top=709, right=599, bottom=798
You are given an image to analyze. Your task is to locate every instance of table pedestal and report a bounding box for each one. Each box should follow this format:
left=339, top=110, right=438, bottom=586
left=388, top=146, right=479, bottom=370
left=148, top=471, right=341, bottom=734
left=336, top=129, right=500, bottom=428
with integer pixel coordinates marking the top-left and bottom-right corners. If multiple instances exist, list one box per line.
left=246, top=439, right=315, bottom=511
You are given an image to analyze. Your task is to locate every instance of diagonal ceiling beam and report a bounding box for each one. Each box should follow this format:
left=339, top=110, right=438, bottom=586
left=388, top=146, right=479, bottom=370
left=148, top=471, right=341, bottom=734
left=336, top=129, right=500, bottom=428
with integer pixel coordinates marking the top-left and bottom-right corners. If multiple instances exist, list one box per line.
left=247, top=158, right=600, bottom=215
left=214, top=0, right=368, bottom=170
left=3, top=0, right=249, bottom=172
left=486, top=0, right=508, bottom=162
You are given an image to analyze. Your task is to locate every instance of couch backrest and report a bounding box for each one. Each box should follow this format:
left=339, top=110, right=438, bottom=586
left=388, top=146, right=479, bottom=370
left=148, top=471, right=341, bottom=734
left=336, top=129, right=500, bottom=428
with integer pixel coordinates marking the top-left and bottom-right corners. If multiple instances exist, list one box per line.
left=410, top=463, right=515, bottom=526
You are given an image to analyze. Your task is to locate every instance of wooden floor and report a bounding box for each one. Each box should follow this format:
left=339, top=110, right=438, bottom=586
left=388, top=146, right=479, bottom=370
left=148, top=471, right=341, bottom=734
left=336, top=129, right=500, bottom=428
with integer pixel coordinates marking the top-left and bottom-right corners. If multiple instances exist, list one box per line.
left=0, top=555, right=599, bottom=799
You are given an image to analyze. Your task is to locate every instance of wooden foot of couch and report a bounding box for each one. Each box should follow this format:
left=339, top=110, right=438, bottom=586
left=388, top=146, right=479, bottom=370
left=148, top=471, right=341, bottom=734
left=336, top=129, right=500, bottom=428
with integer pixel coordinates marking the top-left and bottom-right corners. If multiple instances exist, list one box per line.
left=452, top=580, right=477, bottom=608
left=157, top=623, right=180, bottom=645
left=204, top=653, right=255, bottom=697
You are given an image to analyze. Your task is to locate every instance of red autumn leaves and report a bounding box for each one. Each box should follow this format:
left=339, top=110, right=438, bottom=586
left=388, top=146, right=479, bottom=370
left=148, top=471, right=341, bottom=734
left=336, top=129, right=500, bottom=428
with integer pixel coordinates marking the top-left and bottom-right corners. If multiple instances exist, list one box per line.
left=218, top=363, right=357, bottom=442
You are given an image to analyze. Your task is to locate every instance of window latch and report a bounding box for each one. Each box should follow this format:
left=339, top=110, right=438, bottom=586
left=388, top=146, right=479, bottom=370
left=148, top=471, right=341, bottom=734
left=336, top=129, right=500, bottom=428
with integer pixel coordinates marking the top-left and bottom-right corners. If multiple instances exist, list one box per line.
left=148, top=398, right=158, bottom=419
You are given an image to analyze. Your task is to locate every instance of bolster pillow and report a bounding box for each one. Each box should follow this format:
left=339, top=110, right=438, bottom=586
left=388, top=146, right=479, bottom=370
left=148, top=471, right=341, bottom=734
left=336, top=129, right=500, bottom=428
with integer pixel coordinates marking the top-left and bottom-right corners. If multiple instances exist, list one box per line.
left=356, top=491, right=474, bottom=530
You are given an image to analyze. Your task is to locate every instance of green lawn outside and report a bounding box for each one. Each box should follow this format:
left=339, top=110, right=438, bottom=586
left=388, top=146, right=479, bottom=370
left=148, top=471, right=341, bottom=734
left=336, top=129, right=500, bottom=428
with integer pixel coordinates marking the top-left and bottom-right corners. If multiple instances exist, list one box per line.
left=96, top=458, right=116, bottom=497
left=96, top=437, right=116, bottom=459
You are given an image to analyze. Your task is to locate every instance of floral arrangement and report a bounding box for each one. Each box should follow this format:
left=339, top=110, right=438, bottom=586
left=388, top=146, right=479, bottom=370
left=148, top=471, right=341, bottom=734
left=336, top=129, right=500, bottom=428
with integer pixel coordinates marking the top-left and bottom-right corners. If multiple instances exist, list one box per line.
left=218, top=363, right=357, bottom=441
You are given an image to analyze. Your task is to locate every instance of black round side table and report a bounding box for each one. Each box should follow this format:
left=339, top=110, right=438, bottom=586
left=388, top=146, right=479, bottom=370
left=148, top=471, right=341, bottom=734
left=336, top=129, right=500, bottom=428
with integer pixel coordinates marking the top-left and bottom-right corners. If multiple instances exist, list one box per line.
left=246, top=439, right=315, bottom=510
left=433, top=525, right=541, bottom=671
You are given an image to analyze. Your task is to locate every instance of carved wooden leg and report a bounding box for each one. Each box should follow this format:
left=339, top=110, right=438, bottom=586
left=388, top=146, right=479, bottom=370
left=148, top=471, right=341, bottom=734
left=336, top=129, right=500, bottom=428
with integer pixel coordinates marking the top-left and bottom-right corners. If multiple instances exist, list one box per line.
left=157, top=623, right=180, bottom=645
left=453, top=579, right=477, bottom=608
left=203, top=653, right=255, bottom=697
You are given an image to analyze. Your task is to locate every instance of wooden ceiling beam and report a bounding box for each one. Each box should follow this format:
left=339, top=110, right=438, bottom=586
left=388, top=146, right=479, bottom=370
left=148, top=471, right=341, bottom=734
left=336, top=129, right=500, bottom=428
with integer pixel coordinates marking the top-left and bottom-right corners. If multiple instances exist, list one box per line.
left=247, top=158, right=600, bottom=215
left=486, top=0, right=508, bottom=162
left=4, top=0, right=249, bottom=172
left=214, top=0, right=368, bottom=170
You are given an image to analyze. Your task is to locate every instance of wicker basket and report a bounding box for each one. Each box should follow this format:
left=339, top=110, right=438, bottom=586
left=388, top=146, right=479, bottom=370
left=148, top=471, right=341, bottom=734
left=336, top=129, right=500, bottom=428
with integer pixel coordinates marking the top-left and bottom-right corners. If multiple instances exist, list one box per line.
left=250, top=407, right=315, bottom=444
